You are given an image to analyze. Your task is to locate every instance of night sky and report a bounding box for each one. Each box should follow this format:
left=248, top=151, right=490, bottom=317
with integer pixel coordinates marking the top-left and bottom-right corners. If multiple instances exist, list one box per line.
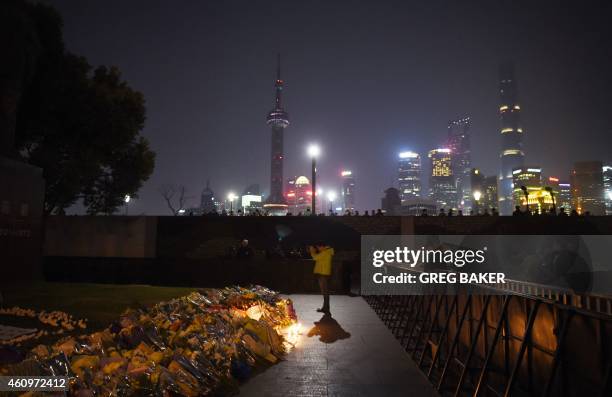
left=48, top=0, right=612, bottom=214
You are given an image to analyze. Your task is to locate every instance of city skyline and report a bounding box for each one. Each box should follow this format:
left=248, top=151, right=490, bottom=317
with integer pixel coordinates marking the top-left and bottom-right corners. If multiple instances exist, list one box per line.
left=51, top=0, right=612, bottom=214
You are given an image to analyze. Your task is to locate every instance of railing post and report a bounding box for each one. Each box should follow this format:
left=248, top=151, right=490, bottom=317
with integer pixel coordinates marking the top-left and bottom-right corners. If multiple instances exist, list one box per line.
left=474, top=295, right=512, bottom=397
left=503, top=299, right=541, bottom=397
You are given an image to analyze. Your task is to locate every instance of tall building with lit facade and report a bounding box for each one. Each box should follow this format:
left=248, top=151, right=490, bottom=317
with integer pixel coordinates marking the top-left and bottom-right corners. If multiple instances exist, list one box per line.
left=264, top=55, right=289, bottom=215
left=428, top=148, right=456, bottom=209
left=286, top=176, right=312, bottom=215
left=484, top=176, right=499, bottom=212
left=397, top=151, right=421, bottom=204
left=341, top=170, right=356, bottom=212
left=470, top=169, right=498, bottom=213
left=447, top=117, right=472, bottom=210
left=604, top=165, right=612, bottom=215
left=547, top=177, right=571, bottom=213
left=498, top=61, right=525, bottom=215
left=571, top=161, right=605, bottom=215
left=512, top=167, right=555, bottom=214
left=557, top=181, right=572, bottom=213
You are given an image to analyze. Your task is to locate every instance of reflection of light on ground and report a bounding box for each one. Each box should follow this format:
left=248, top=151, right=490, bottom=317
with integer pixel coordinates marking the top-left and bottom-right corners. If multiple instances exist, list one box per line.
left=279, top=322, right=303, bottom=350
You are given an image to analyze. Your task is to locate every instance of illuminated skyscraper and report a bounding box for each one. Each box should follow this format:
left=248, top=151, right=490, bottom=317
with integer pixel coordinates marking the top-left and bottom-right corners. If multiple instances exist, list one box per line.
left=447, top=117, right=472, bottom=210
left=483, top=176, right=499, bottom=212
left=546, top=177, right=571, bottom=213
left=341, top=170, right=356, bottom=212
left=498, top=61, right=525, bottom=215
left=557, top=181, right=572, bottom=213
left=603, top=165, right=612, bottom=215
left=397, top=151, right=421, bottom=203
left=286, top=176, right=312, bottom=215
left=470, top=169, right=498, bottom=214
left=512, top=166, right=555, bottom=214
left=571, top=161, right=605, bottom=215
left=428, top=148, right=455, bottom=209
left=264, top=55, right=290, bottom=215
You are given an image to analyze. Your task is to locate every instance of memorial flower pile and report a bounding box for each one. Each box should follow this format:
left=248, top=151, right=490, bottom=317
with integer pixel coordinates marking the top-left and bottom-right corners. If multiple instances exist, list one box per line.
left=0, top=307, right=88, bottom=345
left=0, top=286, right=298, bottom=396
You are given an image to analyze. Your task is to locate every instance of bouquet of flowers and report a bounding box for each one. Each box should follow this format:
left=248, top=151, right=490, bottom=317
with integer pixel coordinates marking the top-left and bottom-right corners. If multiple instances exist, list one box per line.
left=0, top=286, right=298, bottom=396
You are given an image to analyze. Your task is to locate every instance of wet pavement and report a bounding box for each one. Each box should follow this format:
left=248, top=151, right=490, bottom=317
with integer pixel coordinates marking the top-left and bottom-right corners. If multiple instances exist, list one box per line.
left=239, top=295, right=438, bottom=397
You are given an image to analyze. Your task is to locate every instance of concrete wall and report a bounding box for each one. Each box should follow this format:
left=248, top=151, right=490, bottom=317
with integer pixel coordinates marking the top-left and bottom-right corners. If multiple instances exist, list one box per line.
left=42, top=216, right=397, bottom=291
left=42, top=215, right=612, bottom=291
left=44, top=216, right=157, bottom=258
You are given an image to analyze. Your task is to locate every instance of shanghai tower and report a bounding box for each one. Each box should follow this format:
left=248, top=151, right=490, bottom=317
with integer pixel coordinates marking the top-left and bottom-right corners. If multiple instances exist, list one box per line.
left=264, top=55, right=290, bottom=215
left=498, top=61, right=525, bottom=215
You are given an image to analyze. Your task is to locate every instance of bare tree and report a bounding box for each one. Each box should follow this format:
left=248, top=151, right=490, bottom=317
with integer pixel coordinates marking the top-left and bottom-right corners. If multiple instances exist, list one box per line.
left=159, top=184, right=189, bottom=215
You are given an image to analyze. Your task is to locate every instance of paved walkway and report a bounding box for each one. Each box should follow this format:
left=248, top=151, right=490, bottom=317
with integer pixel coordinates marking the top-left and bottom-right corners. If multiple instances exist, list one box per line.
left=240, top=295, right=438, bottom=397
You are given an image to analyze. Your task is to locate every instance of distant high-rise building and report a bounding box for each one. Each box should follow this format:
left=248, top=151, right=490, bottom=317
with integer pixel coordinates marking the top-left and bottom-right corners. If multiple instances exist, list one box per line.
left=341, top=170, right=356, bottom=212
left=498, top=61, right=525, bottom=215
left=557, top=181, right=572, bottom=213
left=483, top=176, right=499, bottom=212
left=397, top=151, right=421, bottom=203
left=200, top=180, right=216, bottom=214
left=286, top=176, right=312, bottom=214
left=264, top=55, right=290, bottom=216
left=428, top=148, right=456, bottom=209
left=381, top=187, right=401, bottom=214
left=447, top=117, right=472, bottom=210
left=603, top=165, right=612, bottom=215
left=470, top=169, right=498, bottom=214
left=547, top=177, right=571, bottom=213
left=571, top=161, right=605, bottom=215
left=512, top=166, right=555, bottom=214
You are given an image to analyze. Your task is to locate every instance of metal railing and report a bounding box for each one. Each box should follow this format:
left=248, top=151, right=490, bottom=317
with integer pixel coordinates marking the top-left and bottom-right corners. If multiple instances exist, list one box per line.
left=364, top=273, right=612, bottom=396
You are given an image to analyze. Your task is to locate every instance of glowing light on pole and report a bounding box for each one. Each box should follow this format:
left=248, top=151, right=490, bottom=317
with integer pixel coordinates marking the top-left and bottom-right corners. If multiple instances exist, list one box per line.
left=227, top=192, right=237, bottom=213
left=307, top=144, right=321, bottom=215
left=124, top=194, right=131, bottom=215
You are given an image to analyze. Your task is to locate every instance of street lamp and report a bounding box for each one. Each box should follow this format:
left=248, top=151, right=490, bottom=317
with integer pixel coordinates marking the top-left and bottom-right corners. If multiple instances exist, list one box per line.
left=124, top=194, right=131, bottom=215
left=227, top=192, right=237, bottom=213
left=472, top=190, right=481, bottom=215
left=327, top=191, right=337, bottom=214
left=307, top=144, right=320, bottom=215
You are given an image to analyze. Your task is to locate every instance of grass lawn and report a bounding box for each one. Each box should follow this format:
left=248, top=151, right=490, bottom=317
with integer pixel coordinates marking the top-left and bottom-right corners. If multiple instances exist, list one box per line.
left=1, top=282, right=194, bottom=330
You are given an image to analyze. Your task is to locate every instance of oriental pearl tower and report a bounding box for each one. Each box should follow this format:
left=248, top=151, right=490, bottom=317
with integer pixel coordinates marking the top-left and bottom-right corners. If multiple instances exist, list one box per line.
left=263, top=54, right=290, bottom=215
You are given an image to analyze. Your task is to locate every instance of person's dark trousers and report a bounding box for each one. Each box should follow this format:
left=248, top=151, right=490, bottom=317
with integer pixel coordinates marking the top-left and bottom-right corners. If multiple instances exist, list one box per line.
left=318, top=275, right=330, bottom=312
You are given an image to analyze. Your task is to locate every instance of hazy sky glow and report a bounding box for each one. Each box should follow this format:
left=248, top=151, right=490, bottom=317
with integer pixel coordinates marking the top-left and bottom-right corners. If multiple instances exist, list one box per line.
left=49, top=0, right=612, bottom=214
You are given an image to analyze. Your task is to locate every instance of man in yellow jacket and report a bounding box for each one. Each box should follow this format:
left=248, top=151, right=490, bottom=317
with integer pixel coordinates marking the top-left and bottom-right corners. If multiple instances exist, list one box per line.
left=309, top=242, right=335, bottom=313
